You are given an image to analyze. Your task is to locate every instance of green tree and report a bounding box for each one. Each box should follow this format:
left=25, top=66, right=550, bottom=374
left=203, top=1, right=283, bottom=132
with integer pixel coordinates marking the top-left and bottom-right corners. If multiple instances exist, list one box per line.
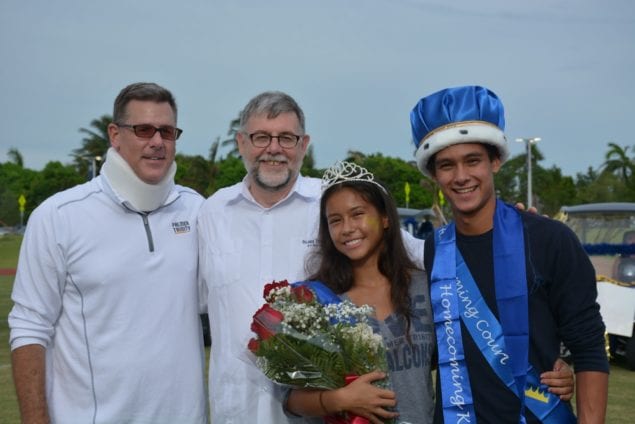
left=533, top=166, right=576, bottom=216
left=7, top=147, right=24, bottom=167
left=301, top=145, right=321, bottom=178
left=571, top=144, right=635, bottom=204
left=344, top=150, right=367, bottom=164
left=516, top=143, right=545, bottom=206
left=492, top=143, right=581, bottom=214
left=175, top=153, right=216, bottom=197
left=29, top=162, right=84, bottom=209
left=0, top=160, right=81, bottom=226
left=494, top=154, right=524, bottom=203
left=214, top=155, right=247, bottom=190
left=602, top=142, right=633, bottom=184
left=207, top=136, right=222, bottom=191
left=72, top=115, right=112, bottom=178
left=0, top=162, right=37, bottom=225
left=573, top=167, right=604, bottom=204
left=359, top=154, right=433, bottom=209
left=220, top=116, right=240, bottom=157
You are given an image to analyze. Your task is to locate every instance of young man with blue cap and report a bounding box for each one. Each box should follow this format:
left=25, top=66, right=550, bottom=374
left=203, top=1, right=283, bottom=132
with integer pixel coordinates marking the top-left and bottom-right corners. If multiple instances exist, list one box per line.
left=410, top=86, right=608, bottom=423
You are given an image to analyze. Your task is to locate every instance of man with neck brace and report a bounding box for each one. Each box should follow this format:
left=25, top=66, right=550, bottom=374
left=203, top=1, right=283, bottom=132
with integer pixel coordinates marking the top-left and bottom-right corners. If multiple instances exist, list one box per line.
left=9, top=82, right=207, bottom=423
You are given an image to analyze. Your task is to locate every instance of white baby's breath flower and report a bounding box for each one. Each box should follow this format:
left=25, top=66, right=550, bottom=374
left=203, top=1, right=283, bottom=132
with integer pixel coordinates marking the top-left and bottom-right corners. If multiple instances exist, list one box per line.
left=265, top=285, right=293, bottom=303
left=251, top=281, right=388, bottom=393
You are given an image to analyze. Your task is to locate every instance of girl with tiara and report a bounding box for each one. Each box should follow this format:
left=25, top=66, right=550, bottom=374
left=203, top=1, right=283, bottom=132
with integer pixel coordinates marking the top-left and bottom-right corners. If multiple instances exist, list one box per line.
left=284, top=161, right=573, bottom=424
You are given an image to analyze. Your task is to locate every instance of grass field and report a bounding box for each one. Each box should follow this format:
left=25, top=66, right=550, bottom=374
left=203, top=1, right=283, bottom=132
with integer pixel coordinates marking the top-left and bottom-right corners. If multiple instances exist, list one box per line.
left=1, top=234, right=21, bottom=423
left=1, top=234, right=634, bottom=422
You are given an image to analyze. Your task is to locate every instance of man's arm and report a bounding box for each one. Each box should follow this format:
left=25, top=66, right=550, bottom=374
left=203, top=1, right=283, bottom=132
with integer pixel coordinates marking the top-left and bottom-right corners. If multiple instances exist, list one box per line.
left=12, top=344, right=50, bottom=424
left=575, top=371, right=608, bottom=424
left=545, top=222, right=609, bottom=422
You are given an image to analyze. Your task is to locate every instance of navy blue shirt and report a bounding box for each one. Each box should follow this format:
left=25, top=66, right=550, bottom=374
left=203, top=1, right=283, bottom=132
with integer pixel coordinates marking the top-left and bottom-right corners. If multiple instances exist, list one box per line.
left=424, top=211, right=608, bottom=423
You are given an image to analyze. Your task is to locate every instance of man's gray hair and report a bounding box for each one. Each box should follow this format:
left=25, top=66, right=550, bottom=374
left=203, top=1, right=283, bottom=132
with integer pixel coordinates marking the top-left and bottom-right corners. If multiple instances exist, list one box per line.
left=239, top=91, right=305, bottom=133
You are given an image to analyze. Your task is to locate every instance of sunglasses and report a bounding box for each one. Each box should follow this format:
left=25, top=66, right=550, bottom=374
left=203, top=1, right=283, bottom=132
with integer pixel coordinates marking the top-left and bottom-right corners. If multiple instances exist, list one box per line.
left=117, top=123, right=183, bottom=141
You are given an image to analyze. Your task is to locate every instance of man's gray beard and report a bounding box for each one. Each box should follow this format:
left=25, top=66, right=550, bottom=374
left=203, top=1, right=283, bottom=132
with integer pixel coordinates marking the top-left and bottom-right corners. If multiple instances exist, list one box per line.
left=253, top=167, right=293, bottom=192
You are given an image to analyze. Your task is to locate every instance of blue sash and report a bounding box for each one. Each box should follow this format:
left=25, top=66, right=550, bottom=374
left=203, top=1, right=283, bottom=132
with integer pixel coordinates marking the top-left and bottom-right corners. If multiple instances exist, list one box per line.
left=431, top=200, right=576, bottom=423
left=431, top=224, right=476, bottom=423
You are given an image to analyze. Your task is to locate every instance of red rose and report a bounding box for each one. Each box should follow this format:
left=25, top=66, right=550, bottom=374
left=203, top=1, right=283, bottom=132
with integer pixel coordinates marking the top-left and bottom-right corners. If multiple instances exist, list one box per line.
left=247, top=337, right=260, bottom=353
left=263, top=279, right=290, bottom=300
left=251, top=304, right=284, bottom=340
left=291, top=285, right=314, bottom=303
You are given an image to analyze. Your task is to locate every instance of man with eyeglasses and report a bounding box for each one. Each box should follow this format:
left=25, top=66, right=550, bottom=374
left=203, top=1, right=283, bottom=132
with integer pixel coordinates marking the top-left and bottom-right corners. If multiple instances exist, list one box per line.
left=9, top=82, right=208, bottom=423
left=198, top=91, right=318, bottom=423
left=197, top=91, right=424, bottom=423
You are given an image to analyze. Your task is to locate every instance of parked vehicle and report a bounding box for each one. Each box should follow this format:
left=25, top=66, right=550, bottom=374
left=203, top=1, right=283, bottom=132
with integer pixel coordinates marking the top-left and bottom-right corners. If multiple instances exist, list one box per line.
left=558, top=202, right=635, bottom=369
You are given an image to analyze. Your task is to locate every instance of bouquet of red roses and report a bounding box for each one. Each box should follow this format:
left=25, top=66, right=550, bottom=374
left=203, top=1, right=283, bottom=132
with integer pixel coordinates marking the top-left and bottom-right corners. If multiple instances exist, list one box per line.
left=248, top=279, right=389, bottom=398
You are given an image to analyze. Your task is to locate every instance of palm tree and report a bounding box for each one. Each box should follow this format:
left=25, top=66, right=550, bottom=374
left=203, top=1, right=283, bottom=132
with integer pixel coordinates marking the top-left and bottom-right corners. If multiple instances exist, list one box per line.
left=300, top=145, right=322, bottom=178
left=220, top=116, right=240, bottom=157
left=209, top=136, right=220, bottom=164
left=602, top=142, right=634, bottom=183
left=302, top=145, right=315, bottom=170
left=72, top=115, right=112, bottom=177
left=208, top=136, right=221, bottom=190
left=7, top=147, right=24, bottom=167
left=345, top=150, right=366, bottom=163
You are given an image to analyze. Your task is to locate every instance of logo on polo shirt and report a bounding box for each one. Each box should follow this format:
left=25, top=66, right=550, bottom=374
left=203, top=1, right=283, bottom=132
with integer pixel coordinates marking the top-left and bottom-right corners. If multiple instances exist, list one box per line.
left=172, top=221, right=191, bottom=234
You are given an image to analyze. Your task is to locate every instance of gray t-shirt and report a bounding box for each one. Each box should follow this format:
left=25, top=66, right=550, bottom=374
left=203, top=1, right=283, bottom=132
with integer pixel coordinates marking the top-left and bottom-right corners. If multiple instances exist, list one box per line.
left=366, top=270, right=435, bottom=424
left=286, top=272, right=435, bottom=423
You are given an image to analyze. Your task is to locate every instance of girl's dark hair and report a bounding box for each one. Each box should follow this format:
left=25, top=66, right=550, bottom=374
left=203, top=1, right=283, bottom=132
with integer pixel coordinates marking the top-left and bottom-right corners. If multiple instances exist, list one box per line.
left=306, top=180, right=418, bottom=330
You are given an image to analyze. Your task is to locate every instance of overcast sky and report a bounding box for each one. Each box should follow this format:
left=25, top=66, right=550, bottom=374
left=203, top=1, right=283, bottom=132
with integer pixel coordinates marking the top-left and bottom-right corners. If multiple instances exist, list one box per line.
left=1, top=0, right=633, bottom=178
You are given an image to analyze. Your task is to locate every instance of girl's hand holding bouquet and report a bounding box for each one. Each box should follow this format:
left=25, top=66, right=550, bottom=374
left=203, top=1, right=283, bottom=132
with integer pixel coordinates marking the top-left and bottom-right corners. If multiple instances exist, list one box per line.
left=247, top=279, right=395, bottom=423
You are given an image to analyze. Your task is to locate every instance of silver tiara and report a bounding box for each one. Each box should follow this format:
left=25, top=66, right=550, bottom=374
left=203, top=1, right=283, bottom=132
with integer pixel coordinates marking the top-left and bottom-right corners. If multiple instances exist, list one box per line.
left=321, top=161, right=387, bottom=193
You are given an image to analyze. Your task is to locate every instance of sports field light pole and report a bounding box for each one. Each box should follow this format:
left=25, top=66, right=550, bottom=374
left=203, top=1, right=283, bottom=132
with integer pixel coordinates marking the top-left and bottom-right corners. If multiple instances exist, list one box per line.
left=515, top=137, right=541, bottom=209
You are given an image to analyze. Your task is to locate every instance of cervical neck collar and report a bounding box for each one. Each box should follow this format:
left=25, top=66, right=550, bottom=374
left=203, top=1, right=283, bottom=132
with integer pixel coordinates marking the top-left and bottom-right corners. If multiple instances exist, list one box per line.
left=100, top=147, right=176, bottom=212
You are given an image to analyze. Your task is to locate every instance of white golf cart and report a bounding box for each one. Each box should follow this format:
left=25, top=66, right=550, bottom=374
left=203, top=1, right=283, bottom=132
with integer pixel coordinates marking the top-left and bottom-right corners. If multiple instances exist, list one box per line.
left=558, top=202, right=635, bottom=369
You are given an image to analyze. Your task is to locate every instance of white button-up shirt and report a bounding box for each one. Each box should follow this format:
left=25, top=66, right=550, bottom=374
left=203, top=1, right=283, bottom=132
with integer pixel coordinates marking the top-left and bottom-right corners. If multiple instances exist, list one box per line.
left=198, top=174, right=424, bottom=423
left=198, top=175, right=322, bottom=423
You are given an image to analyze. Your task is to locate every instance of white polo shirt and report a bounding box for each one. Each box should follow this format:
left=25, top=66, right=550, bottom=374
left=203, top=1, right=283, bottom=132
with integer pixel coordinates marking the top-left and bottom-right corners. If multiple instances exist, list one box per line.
left=198, top=175, right=424, bottom=423
left=9, top=175, right=207, bottom=423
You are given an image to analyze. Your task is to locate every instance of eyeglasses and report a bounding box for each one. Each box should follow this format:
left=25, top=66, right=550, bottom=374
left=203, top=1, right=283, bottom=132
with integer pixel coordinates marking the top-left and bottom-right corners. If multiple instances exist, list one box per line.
left=248, top=132, right=302, bottom=149
left=117, top=123, right=183, bottom=141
